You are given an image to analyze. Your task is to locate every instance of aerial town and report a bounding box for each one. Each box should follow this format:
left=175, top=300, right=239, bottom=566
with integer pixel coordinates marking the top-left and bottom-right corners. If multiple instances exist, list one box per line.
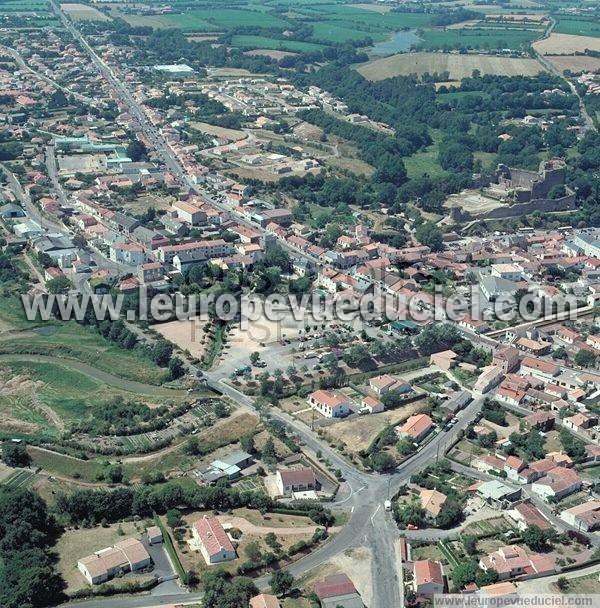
left=0, top=0, right=599, bottom=607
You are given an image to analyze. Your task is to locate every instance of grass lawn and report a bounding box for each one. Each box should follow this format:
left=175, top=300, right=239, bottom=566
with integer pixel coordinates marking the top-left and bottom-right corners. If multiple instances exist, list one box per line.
left=404, top=145, right=447, bottom=179
left=0, top=359, right=179, bottom=428
left=411, top=543, right=447, bottom=562
left=578, top=464, right=600, bottom=482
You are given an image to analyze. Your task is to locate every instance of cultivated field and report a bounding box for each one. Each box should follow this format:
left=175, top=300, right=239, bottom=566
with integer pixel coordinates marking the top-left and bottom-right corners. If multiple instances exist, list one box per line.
left=230, top=35, right=324, bottom=53
left=357, top=52, right=545, bottom=81
left=533, top=33, right=600, bottom=55
left=545, top=55, right=600, bottom=74
left=555, top=17, right=600, bottom=38
left=61, top=3, right=110, bottom=21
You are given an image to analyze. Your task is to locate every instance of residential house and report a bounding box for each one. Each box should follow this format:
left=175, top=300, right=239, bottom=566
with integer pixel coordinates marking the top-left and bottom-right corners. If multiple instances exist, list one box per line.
left=77, top=538, right=150, bottom=585
left=314, top=574, right=364, bottom=608
left=560, top=500, right=600, bottom=532
left=249, top=594, right=281, bottom=608
left=420, top=489, right=447, bottom=524
left=476, top=480, right=522, bottom=509
left=508, top=501, right=552, bottom=532
left=109, top=242, right=146, bottom=266
left=479, top=546, right=555, bottom=581
left=430, top=350, right=458, bottom=371
left=369, top=374, right=412, bottom=396
left=524, top=411, right=556, bottom=432
left=361, top=395, right=384, bottom=414
left=531, top=467, right=582, bottom=501
left=276, top=468, right=319, bottom=496
left=492, top=346, right=520, bottom=373
left=192, top=516, right=237, bottom=565
left=146, top=526, right=163, bottom=545
left=307, top=390, right=351, bottom=418
left=396, top=414, right=434, bottom=442
left=520, top=357, right=559, bottom=382
left=413, top=560, right=445, bottom=598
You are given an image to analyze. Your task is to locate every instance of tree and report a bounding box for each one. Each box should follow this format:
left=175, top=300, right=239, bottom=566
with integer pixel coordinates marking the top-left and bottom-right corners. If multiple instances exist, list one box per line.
left=168, top=356, right=185, bottom=380
left=240, top=434, right=255, bottom=454
left=475, top=567, right=499, bottom=587
left=106, top=464, right=124, bottom=484
left=522, top=525, right=552, bottom=552
left=450, top=560, right=478, bottom=591
left=0, top=487, right=63, bottom=608
left=201, top=569, right=258, bottom=608
left=1, top=442, right=31, bottom=468
left=270, top=570, right=294, bottom=597
left=415, top=222, right=443, bottom=252
left=265, top=532, right=282, bottom=553
left=167, top=508, right=183, bottom=528
left=436, top=500, right=464, bottom=529
left=262, top=437, right=276, bottom=464
left=126, top=139, right=148, bottom=162
left=250, top=351, right=260, bottom=365
left=394, top=501, right=425, bottom=527
left=463, top=535, right=477, bottom=555
left=151, top=340, right=173, bottom=367
left=575, top=349, right=596, bottom=368
left=370, top=451, right=396, bottom=472
left=556, top=576, right=570, bottom=591
left=46, top=276, right=72, bottom=294
left=396, top=437, right=416, bottom=456
left=244, top=540, right=262, bottom=562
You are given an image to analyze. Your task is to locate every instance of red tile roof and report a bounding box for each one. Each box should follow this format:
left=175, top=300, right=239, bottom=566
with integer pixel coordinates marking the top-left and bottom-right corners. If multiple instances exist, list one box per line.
left=414, top=559, right=444, bottom=586
left=193, top=516, right=235, bottom=558
left=314, top=574, right=357, bottom=600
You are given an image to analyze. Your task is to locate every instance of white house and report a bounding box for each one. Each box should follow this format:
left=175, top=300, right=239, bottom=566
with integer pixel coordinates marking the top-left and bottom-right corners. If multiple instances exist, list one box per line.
left=307, top=389, right=351, bottom=418
left=192, top=516, right=237, bottom=565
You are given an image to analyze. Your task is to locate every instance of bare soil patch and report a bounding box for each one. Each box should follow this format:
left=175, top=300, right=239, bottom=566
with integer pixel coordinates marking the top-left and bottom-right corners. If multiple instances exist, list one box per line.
left=153, top=318, right=207, bottom=359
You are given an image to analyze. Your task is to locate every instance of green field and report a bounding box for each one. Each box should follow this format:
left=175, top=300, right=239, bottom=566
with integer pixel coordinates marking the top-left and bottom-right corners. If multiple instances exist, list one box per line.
left=231, top=35, right=325, bottom=52
left=0, top=0, right=49, bottom=11
left=418, top=27, right=540, bottom=51
left=310, top=21, right=386, bottom=43
left=28, top=446, right=107, bottom=481
left=163, top=8, right=290, bottom=31
left=1, top=469, right=35, bottom=488
left=554, top=17, right=600, bottom=38
left=0, top=296, right=166, bottom=385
